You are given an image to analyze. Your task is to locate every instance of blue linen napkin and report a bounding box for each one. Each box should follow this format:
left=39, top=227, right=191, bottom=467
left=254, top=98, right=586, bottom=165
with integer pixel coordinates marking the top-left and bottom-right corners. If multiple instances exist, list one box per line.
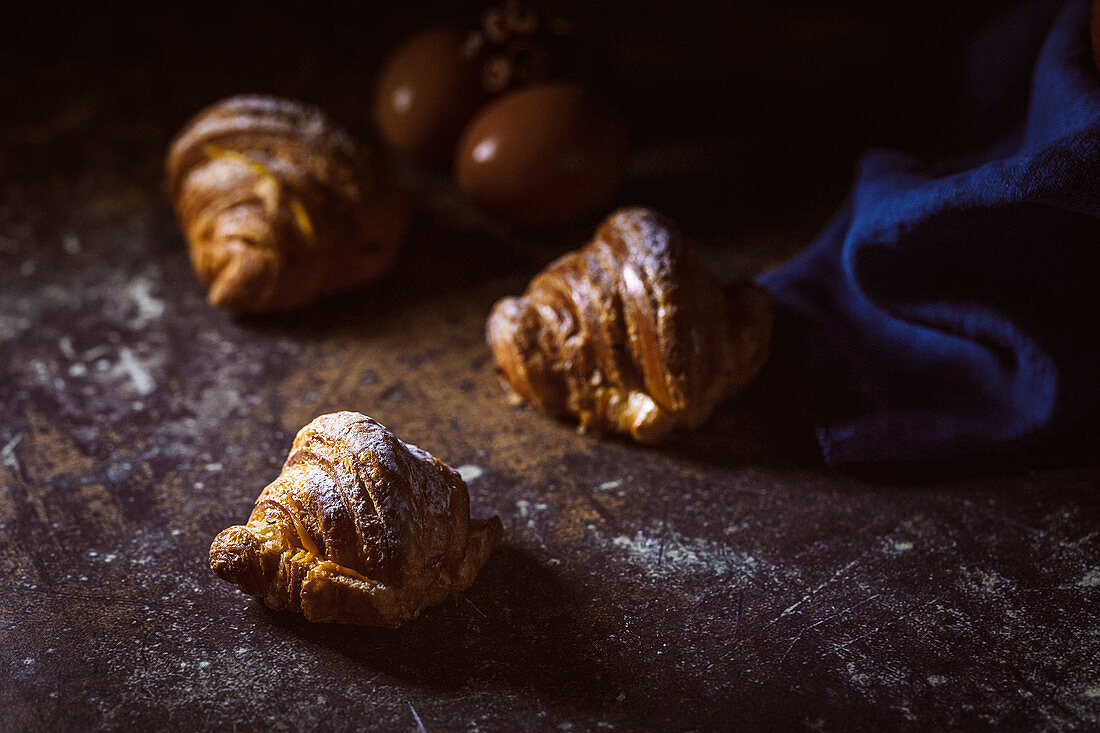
left=758, top=0, right=1100, bottom=464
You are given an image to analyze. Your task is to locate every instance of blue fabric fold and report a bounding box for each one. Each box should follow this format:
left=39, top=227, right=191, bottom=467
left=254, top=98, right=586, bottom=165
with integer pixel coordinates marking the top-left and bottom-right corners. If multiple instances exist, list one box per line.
left=758, top=0, right=1100, bottom=464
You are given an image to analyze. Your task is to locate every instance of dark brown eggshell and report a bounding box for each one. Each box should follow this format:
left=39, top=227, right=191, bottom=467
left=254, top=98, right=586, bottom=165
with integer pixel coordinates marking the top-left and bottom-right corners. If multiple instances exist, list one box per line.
left=454, top=80, right=629, bottom=227
left=374, top=26, right=489, bottom=162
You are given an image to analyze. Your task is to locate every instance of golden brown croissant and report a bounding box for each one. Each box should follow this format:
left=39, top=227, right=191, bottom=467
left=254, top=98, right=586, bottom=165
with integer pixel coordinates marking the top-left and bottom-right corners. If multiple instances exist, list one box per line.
left=166, top=95, right=410, bottom=312
left=486, top=207, right=774, bottom=444
left=209, top=411, right=502, bottom=627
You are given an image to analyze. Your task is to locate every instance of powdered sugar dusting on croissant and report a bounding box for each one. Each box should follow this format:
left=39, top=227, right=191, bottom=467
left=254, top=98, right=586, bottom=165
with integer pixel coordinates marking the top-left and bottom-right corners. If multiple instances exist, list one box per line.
left=209, top=411, right=502, bottom=627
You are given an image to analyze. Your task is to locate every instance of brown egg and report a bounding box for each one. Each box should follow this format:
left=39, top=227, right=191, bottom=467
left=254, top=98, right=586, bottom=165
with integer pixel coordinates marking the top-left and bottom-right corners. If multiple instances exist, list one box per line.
left=455, top=81, right=629, bottom=227
left=374, top=26, right=489, bottom=161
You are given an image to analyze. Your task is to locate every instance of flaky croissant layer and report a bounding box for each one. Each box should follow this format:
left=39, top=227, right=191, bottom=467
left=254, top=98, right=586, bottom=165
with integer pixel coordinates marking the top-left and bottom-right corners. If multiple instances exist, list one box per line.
left=487, top=207, right=774, bottom=444
left=167, top=95, right=410, bottom=312
left=209, top=412, right=502, bottom=627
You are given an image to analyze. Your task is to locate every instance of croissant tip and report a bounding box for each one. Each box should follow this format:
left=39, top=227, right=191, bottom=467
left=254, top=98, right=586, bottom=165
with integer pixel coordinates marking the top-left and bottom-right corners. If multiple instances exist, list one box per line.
left=454, top=515, right=503, bottom=590
left=209, top=525, right=269, bottom=596
left=468, top=515, right=504, bottom=558
left=204, top=245, right=274, bottom=311
left=482, top=515, right=504, bottom=546
left=205, top=284, right=234, bottom=309
left=485, top=296, right=519, bottom=337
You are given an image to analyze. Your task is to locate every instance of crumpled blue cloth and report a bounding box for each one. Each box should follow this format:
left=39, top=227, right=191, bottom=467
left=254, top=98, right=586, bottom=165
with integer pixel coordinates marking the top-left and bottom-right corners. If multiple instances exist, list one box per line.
left=759, top=0, right=1100, bottom=464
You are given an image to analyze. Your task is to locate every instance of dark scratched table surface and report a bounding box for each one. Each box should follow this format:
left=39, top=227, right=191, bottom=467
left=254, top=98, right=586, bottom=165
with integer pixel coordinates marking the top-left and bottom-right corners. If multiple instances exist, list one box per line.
left=2, top=2, right=1099, bottom=730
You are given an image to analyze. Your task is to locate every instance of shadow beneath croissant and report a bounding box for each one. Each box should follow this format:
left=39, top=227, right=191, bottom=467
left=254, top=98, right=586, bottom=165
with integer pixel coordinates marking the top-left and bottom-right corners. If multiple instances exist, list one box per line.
left=261, top=543, right=628, bottom=717
left=638, top=368, right=823, bottom=472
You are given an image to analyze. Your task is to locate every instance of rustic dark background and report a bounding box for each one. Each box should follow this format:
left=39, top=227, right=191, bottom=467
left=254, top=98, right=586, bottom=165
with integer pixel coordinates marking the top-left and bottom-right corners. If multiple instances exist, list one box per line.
left=2, top=1, right=1098, bottom=730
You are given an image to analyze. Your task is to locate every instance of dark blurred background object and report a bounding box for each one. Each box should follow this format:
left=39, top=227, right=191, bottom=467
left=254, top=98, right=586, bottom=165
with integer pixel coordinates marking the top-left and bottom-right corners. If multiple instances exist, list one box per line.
left=373, top=25, right=490, bottom=161
left=3, top=0, right=1009, bottom=218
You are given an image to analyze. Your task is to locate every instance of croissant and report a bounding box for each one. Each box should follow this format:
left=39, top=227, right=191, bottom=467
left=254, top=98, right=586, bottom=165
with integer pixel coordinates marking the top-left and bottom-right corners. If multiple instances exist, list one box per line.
left=166, top=95, right=410, bottom=312
left=486, top=207, right=774, bottom=444
left=209, top=412, right=502, bottom=627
